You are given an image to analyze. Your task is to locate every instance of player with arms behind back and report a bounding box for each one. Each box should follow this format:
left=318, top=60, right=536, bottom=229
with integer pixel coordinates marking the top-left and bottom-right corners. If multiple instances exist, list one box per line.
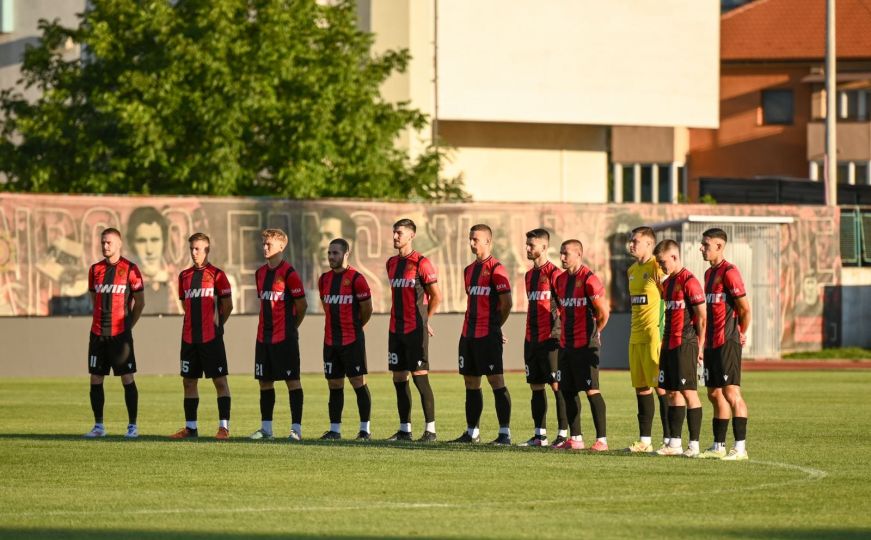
left=249, top=229, right=308, bottom=441
left=520, top=228, right=568, bottom=447
left=318, top=238, right=374, bottom=441
left=169, top=233, right=234, bottom=440
left=653, top=239, right=706, bottom=457
left=452, top=224, right=514, bottom=445
left=84, top=228, right=145, bottom=438
left=385, top=218, right=442, bottom=442
left=698, top=228, right=752, bottom=461
left=624, top=226, right=672, bottom=453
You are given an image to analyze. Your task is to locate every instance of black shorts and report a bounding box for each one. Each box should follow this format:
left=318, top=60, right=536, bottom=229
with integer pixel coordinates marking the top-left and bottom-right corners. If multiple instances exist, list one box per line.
left=388, top=329, right=429, bottom=372
left=458, top=334, right=503, bottom=376
left=659, top=342, right=699, bottom=391
left=181, top=339, right=228, bottom=379
left=704, top=340, right=742, bottom=387
left=524, top=338, right=559, bottom=384
left=88, top=331, right=136, bottom=376
left=255, top=338, right=301, bottom=381
left=324, top=338, right=367, bottom=380
left=557, top=347, right=600, bottom=392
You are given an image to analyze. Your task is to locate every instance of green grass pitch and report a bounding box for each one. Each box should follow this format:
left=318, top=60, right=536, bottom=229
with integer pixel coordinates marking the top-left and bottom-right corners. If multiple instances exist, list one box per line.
left=1, top=370, right=869, bottom=539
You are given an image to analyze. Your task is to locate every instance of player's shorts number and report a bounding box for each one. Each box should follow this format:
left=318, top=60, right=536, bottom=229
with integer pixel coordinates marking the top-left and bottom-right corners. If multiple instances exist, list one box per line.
left=181, top=360, right=190, bottom=374
left=555, top=370, right=562, bottom=382
left=524, top=365, right=530, bottom=377
left=659, top=370, right=665, bottom=383
left=458, top=355, right=464, bottom=369
left=388, top=353, right=399, bottom=365
left=255, top=363, right=264, bottom=377
left=324, top=362, right=333, bottom=375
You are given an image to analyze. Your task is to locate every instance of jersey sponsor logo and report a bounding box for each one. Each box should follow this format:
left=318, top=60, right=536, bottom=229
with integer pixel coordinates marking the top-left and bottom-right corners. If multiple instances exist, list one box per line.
left=94, top=283, right=127, bottom=294
left=664, top=299, right=686, bottom=310
left=219, top=287, right=232, bottom=296
left=184, top=287, right=215, bottom=299
left=528, top=290, right=552, bottom=301
left=630, top=295, right=648, bottom=305
left=289, top=287, right=302, bottom=295
left=495, top=282, right=509, bottom=291
left=323, top=294, right=353, bottom=304
left=425, top=272, right=437, bottom=281
left=390, top=277, right=417, bottom=288
left=260, top=290, right=286, bottom=301
left=468, top=285, right=491, bottom=296
left=559, top=297, right=589, bottom=307
left=706, top=292, right=725, bottom=303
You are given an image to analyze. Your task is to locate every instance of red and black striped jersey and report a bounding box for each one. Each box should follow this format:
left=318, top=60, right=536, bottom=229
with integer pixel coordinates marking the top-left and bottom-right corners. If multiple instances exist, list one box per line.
left=524, top=261, right=562, bottom=343
left=662, top=267, right=706, bottom=350
left=178, top=263, right=232, bottom=344
left=386, top=251, right=437, bottom=335
left=255, top=261, right=305, bottom=344
left=704, top=260, right=747, bottom=349
left=462, top=256, right=511, bottom=339
left=554, top=265, right=605, bottom=349
left=88, top=257, right=144, bottom=336
left=319, top=266, right=371, bottom=346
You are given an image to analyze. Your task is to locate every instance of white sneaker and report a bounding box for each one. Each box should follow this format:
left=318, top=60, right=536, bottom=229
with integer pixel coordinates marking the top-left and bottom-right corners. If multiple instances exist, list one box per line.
left=655, top=445, right=684, bottom=456
left=83, top=425, right=106, bottom=438
left=124, top=424, right=139, bottom=439
left=696, top=445, right=727, bottom=459
left=721, top=448, right=749, bottom=461
left=288, top=431, right=302, bottom=441
left=249, top=428, right=273, bottom=440
left=682, top=447, right=700, bottom=458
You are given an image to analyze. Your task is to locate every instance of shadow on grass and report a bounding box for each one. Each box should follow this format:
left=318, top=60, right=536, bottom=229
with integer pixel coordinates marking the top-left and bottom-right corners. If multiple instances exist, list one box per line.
left=0, top=528, right=870, bottom=540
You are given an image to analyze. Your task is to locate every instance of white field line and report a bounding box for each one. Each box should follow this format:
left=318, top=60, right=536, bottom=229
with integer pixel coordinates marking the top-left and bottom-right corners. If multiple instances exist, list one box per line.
left=0, top=460, right=828, bottom=518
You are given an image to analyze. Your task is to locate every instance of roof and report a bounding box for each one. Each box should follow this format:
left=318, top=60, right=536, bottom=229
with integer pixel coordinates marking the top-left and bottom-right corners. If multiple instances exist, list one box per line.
left=722, top=0, right=871, bottom=61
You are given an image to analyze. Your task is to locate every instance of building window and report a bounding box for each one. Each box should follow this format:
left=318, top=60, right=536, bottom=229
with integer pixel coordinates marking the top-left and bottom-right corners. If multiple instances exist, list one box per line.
left=658, top=164, right=671, bottom=202
left=839, top=89, right=870, bottom=121
left=622, top=165, right=635, bottom=202
left=640, top=165, right=653, bottom=202
left=761, top=89, right=794, bottom=125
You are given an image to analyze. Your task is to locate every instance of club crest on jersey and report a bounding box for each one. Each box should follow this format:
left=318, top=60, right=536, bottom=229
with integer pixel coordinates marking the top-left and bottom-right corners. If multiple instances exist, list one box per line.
left=343, top=279, right=351, bottom=286
left=539, top=275, right=549, bottom=284
left=482, top=270, right=490, bottom=278
left=274, top=275, right=284, bottom=286
left=118, top=268, right=127, bottom=278
left=642, top=272, right=649, bottom=280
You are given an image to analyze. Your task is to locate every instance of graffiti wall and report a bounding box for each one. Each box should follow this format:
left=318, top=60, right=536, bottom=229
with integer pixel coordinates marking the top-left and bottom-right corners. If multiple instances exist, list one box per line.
left=0, top=194, right=839, bottom=352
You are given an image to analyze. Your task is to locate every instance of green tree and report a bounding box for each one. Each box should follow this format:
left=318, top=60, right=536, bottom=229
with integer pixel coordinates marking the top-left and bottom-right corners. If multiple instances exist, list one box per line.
left=0, top=0, right=465, bottom=200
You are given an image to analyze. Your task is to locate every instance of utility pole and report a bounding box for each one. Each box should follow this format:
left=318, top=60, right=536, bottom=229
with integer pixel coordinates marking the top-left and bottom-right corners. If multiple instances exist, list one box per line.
left=825, top=0, right=837, bottom=205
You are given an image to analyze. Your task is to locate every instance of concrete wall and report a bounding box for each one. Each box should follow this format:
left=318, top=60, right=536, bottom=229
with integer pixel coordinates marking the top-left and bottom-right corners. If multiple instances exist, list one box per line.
left=839, top=268, right=871, bottom=347
left=0, top=313, right=631, bottom=377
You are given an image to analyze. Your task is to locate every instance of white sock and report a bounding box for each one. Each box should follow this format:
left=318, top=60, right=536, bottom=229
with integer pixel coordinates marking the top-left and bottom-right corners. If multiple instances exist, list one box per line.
left=735, top=440, right=746, bottom=452
left=468, top=427, right=480, bottom=438
left=714, top=442, right=726, bottom=451
left=571, top=435, right=583, bottom=442
left=219, top=419, right=228, bottom=429
left=663, top=437, right=671, bottom=446
left=641, top=436, right=652, bottom=445
left=330, top=423, right=341, bottom=434
left=558, top=429, right=568, bottom=438
left=185, top=421, right=198, bottom=430
left=597, top=437, right=607, bottom=444
left=669, top=438, right=682, bottom=449
left=535, top=427, right=546, bottom=436
left=291, top=423, right=302, bottom=436
left=95, top=423, right=105, bottom=430
left=359, top=421, right=370, bottom=433
left=689, top=440, right=699, bottom=451
left=261, top=420, right=273, bottom=434
left=425, top=421, right=436, bottom=433
left=400, top=422, right=411, bottom=433
left=498, top=427, right=511, bottom=436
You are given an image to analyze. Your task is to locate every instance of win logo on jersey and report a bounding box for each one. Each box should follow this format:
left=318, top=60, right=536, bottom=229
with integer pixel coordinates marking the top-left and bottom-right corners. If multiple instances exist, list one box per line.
left=559, top=297, right=589, bottom=307
left=528, top=290, right=552, bottom=301
left=260, top=291, right=285, bottom=301
left=390, top=278, right=416, bottom=288
left=468, top=286, right=491, bottom=296
left=323, top=294, right=353, bottom=304
left=184, top=288, right=215, bottom=299
left=706, top=293, right=726, bottom=303
left=665, top=300, right=687, bottom=310
left=94, top=284, right=127, bottom=294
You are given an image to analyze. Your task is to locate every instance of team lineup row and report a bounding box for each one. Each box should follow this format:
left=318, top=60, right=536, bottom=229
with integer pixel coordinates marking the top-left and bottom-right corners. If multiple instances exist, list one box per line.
left=82, top=220, right=751, bottom=460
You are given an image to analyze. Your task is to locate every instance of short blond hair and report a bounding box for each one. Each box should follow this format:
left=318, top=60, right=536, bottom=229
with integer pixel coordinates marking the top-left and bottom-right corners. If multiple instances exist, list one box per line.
left=261, top=228, right=288, bottom=244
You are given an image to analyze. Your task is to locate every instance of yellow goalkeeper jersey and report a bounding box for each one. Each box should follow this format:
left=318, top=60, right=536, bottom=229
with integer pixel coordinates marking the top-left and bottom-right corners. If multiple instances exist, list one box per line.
left=628, top=258, right=664, bottom=344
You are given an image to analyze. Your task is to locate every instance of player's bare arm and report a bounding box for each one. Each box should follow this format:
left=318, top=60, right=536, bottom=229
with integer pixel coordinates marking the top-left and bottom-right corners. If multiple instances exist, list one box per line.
left=692, top=303, right=707, bottom=360
left=129, top=290, right=145, bottom=328
left=734, top=296, right=751, bottom=347
left=424, top=282, right=442, bottom=337
left=591, top=295, right=610, bottom=334
left=359, top=298, right=373, bottom=327
left=218, top=296, right=233, bottom=325
left=294, top=296, right=307, bottom=327
left=497, top=291, right=512, bottom=343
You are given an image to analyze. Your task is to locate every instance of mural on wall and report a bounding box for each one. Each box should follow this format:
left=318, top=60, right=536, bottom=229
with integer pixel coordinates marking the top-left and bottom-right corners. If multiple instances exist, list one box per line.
left=0, top=194, right=839, bottom=351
